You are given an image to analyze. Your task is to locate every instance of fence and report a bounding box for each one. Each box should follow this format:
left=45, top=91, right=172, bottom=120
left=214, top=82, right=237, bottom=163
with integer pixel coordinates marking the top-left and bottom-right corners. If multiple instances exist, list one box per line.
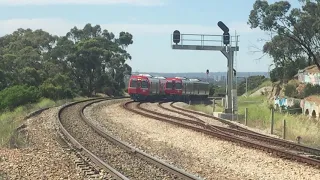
left=239, top=107, right=317, bottom=146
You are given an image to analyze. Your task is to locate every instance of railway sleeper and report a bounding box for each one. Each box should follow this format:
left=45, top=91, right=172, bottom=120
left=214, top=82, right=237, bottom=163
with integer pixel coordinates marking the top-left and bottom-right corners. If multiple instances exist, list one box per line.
left=57, top=131, right=107, bottom=179
left=170, top=102, right=320, bottom=157
left=126, top=101, right=320, bottom=170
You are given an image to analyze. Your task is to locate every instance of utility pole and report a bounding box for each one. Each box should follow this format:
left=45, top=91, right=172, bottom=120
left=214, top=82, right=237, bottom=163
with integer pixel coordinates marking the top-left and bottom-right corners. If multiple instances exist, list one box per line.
left=237, top=76, right=248, bottom=97
left=245, top=77, right=248, bottom=96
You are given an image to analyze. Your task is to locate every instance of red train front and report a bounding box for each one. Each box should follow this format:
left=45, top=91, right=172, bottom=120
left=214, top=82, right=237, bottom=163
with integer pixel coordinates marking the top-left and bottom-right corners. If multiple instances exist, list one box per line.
left=127, top=75, right=150, bottom=101
left=127, top=74, right=164, bottom=101
left=163, top=77, right=183, bottom=101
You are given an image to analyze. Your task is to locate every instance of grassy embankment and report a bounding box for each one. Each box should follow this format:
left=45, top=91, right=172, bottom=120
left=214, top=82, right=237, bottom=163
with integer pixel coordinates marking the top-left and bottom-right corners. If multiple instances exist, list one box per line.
left=246, top=80, right=273, bottom=95
left=0, top=97, right=87, bottom=147
left=188, top=82, right=320, bottom=148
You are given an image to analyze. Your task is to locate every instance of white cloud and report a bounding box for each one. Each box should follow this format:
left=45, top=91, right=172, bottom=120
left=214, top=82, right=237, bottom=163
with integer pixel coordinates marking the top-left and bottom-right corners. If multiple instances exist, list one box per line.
left=0, top=18, right=261, bottom=37
left=0, top=0, right=165, bottom=6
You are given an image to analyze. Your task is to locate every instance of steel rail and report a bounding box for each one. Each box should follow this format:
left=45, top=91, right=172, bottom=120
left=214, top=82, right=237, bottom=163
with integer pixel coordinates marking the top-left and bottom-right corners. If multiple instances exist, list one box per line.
left=57, top=97, right=130, bottom=180
left=82, top=99, right=203, bottom=180
left=169, top=102, right=320, bottom=156
left=158, top=102, right=320, bottom=156
left=123, top=101, right=320, bottom=167
left=170, top=102, right=261, bottom=133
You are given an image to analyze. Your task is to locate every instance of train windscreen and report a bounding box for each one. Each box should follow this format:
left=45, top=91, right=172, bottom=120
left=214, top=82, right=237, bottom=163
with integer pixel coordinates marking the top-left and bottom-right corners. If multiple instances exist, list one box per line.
left=175, top=83, right=182, bottom=89
left=141, top=81, right=149, bottom=88
left=130, top=79, right=137, bottom=87
left=166, top=82, right=172, bottom=89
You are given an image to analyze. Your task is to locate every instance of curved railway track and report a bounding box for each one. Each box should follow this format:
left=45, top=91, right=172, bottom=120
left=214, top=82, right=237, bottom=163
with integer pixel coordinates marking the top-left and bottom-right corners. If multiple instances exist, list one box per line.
left=57, top=98, right=203, bottom=180
left=168, top=102, right=320, bottom=156
left=122, top=101, right=320, bottom=168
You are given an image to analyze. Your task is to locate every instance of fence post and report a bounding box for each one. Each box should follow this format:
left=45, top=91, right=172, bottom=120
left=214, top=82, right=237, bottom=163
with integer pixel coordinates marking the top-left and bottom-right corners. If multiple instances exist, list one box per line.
left=212, top=99, right=216, bottom=115
left=283, top=119, right=286, bottom=139
left=296, top=136, right=301, bottom=144
left=244, top=107, right=248, bottom=126
left=270, top=108, right=274, bottom=134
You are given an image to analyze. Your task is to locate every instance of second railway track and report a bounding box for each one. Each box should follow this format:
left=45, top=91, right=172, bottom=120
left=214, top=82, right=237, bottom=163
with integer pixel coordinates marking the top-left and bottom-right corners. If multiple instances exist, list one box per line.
left=123, top=100, right=320, bottom=168
left=58, top=98, right=203, bottom=180
left=164, top=102, right=320, bottom=157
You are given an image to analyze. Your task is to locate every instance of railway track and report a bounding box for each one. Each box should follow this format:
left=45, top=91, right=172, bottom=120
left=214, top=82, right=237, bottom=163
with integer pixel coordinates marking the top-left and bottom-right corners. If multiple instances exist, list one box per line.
left=57, top=98, right=202, bottom=180
left=168, top=102, right=320, bottom=156
left=123, top=101, right=320, bottom=168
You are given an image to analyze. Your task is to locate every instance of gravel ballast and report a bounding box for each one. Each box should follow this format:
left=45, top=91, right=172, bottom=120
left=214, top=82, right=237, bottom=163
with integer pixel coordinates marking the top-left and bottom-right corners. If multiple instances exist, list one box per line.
left=173, top=102, right=280, bottom=137
left=85, top=100, right=320, bottom=180
left=0, top=107, right=83, bottom=179
left=61, top=100, right=183, bottom=180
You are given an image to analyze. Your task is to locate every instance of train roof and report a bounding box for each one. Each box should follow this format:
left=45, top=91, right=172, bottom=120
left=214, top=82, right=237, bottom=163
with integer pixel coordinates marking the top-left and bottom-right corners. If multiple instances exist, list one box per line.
left=166, top=77, right=183, bottom=81
left=174, top=77, right=189, bottom=80
left=137, top=73, right=153, bottom=77
left=153, top=76, right=166, bottom=79
left=129, top=75, right=149, bottom=79
left=188, top=78, right=201, bottom=82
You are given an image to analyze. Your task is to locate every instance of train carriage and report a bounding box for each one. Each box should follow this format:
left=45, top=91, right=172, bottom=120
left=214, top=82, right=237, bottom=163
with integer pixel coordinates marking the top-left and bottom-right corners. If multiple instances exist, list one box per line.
left=127, top=74, right=210, bottom=102
left=127, top=74, right=165, bottom=101
left=163, top=77, right=183, bottom=101
left=175, top=77, right=210, bottom=101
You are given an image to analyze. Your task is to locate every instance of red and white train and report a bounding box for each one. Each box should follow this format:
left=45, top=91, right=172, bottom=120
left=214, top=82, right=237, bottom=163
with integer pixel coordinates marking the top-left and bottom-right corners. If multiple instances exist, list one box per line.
left=127, top=74, right=210, bottom=102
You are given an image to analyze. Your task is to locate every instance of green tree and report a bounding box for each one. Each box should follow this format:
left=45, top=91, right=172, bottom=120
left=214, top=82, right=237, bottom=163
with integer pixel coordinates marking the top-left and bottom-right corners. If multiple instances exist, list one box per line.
left=263, top=35, right=307, bottom=82
left=0, top=23, right=133, bottom=109
left=248, top=0, right=320, bottom=69
left=237, top=75, right=267, bottom=95
left=59, top=23, right=133, bottom=96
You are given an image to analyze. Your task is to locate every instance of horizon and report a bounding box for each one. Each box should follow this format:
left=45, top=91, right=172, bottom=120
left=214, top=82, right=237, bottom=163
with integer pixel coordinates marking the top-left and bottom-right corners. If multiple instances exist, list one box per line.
left=0, top=0, right=299, bottom=73
left=0, top=0, right=295, bottom=73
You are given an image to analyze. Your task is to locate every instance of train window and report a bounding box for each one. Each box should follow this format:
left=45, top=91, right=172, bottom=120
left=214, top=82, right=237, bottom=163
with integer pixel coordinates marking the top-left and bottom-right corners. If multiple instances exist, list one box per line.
left=175, top=83, right=182, bottom=89
left=130, top=80, right=137, bottom=87
left=141, top=81, right=149, bottom=88
left=166, top=82, right=172, bottom=89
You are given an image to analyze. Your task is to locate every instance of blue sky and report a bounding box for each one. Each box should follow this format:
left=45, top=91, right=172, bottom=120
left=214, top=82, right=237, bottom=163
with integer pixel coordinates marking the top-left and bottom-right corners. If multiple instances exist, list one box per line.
left=0, top=0, right=301, bottom=73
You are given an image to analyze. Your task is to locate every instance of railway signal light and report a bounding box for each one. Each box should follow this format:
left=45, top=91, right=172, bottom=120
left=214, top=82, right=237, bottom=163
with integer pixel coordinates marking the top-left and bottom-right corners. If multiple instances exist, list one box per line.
left=223, top=32, right=230, bottom=45
left=172, top=30, right=181, bottom=44
left=217, top=21, right=230, bottom=45
left=206, top=69, right=209, bottom=74
left=217, top=21, right=229, bottom=33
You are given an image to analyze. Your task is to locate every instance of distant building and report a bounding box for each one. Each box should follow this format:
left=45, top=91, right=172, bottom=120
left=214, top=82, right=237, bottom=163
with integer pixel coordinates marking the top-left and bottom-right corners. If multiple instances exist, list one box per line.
left=296, top=65, right=320, bottom=85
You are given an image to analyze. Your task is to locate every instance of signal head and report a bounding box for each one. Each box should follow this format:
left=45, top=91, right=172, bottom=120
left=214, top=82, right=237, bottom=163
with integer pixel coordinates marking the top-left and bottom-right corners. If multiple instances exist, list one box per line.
left=217, top=21, right=229, bottom=33
left=223, top=32, right=230, bottom=45
left=172, top=30, right=181, bottom=44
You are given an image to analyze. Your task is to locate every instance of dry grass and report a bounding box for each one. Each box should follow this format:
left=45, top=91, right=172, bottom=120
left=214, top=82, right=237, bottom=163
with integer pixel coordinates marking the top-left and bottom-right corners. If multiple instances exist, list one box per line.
left=188, top=95, right=320, bottom=148
left=188, top=100, right=224, bottom=114
left=0, top=97, right=87, bottom=147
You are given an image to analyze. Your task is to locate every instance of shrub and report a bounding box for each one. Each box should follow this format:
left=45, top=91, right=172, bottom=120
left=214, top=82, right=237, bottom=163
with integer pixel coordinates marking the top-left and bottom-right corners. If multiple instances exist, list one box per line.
left=39, top=83, right=74, bottom=100
left=0, top=85, right=40, bottom=111
left=284, top=84, right=299, bottom=98
left=302, top=84, right=320, bottom=98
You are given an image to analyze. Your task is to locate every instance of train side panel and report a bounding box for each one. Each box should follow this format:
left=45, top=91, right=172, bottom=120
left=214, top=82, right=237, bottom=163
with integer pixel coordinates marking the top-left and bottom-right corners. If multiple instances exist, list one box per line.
left=180, top=80, right=209, bottom=101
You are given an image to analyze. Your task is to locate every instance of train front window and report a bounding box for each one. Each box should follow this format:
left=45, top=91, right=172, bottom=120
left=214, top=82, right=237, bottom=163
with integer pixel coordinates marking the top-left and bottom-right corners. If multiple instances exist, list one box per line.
left=175, top=83, right=182, bottom=89
left=166, top=82, right=172, bottom=89
left=141, top=81, right=149, bottom=88
left=130, top=80, right=137, bottom=87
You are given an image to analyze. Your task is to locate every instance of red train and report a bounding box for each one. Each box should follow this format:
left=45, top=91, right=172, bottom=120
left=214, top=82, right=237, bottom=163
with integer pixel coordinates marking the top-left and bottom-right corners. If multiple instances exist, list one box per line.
left=127, top=74, right=210, bottom=102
